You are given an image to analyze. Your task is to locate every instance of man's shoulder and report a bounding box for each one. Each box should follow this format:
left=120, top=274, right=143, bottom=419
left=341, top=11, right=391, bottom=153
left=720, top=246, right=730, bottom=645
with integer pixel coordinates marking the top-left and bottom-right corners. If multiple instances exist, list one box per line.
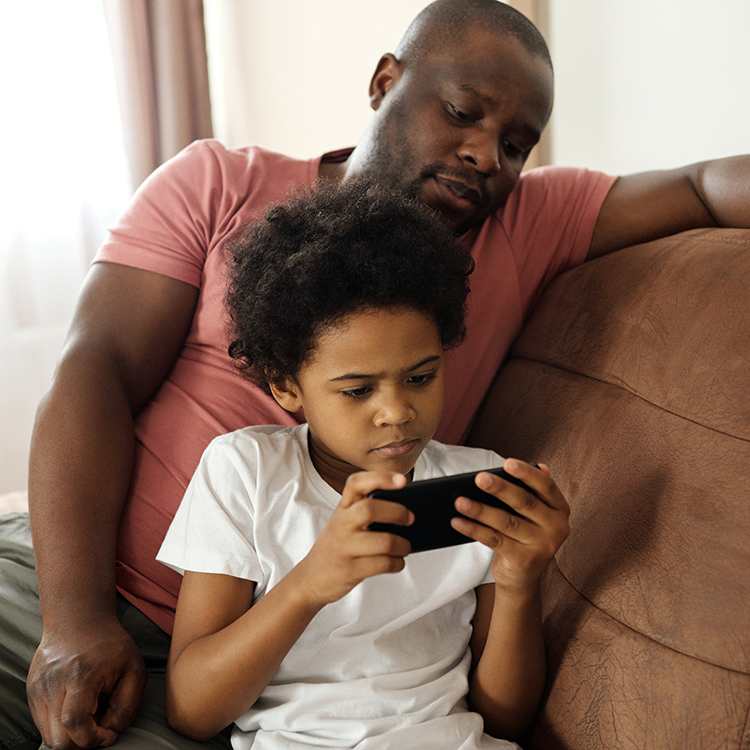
left=511, top=164, right=612, bottom=203
left=174, top=139, right=321, bottom=179
left=480, top=164, right=618, bottom=248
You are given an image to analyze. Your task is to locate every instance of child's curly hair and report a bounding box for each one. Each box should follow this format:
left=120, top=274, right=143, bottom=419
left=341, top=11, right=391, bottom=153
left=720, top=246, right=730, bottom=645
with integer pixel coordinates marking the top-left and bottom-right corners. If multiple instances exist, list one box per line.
left=225, top=179, right=474, bottom=393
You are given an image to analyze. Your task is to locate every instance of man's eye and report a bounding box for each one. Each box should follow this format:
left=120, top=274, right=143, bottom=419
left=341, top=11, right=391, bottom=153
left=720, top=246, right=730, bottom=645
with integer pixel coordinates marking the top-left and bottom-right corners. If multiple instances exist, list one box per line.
left=503, top=140, right=526, bottom=159
left=447, top=103, right=473, bottom=122
left=341, top=386, right=371, bottom=398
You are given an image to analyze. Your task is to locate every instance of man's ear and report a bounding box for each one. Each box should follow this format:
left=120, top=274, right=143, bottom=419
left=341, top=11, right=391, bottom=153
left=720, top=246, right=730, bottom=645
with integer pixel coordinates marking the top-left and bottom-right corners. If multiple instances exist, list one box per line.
left=369, top=53, right=402, bottom=111
left=269, top=378, right=304, bottom=413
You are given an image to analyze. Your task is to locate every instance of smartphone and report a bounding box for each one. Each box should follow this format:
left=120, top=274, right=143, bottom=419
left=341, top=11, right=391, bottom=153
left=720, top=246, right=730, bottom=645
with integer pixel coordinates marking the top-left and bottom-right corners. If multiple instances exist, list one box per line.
left=368, top=464, right=537, bottom=553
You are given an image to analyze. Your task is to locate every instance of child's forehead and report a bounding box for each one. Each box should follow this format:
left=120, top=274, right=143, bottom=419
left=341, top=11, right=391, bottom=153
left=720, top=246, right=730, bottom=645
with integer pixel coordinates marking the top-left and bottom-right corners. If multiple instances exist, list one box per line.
left=319, top=305, right=439, bottom=341
left=307, top=306, right=443, bottom=372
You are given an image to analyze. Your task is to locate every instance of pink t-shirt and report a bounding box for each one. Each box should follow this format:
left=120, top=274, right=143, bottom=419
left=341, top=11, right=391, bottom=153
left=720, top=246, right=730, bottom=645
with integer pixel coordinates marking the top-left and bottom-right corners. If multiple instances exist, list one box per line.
left=96, top=139, right=616, bottom=632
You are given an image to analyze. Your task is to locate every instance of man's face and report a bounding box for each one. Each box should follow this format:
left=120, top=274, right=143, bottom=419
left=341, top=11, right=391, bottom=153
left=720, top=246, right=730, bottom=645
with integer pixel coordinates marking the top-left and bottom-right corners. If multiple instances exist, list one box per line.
left=355, top=30, right=553, bottom=234
left=271, top=307, right=445, bottom=494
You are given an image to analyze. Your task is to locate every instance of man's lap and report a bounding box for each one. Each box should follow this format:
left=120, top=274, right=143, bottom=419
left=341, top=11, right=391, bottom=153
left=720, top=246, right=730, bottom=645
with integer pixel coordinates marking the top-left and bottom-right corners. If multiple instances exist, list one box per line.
left=0, top=513, right=232, bottom=750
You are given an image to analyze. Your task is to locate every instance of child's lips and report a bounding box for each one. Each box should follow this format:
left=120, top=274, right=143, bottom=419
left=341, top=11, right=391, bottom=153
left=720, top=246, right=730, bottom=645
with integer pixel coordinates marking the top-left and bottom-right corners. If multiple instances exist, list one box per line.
left=373, top=439, right=420, bottom=457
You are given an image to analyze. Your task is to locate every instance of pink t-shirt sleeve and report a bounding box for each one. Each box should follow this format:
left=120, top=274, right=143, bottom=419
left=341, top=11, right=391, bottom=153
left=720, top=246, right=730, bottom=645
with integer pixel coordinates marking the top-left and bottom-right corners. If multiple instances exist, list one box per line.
left=502, top=165, right=619, bottom=311
left=95, top=139, right=301, bottom=287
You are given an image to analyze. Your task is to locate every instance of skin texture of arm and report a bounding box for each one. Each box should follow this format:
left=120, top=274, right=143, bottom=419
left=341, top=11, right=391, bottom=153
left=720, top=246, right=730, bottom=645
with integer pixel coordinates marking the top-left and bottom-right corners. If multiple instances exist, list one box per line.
left=26, top=261, right=198, bottom=749
left=589, top=155, right=750, bottom=259
left=468, top=582, right=545, bottom=740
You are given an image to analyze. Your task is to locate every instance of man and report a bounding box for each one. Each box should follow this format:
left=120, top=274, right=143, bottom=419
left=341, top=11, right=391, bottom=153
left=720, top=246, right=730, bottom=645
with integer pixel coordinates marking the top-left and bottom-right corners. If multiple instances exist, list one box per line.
left=2, top=1, right=748, bottom=748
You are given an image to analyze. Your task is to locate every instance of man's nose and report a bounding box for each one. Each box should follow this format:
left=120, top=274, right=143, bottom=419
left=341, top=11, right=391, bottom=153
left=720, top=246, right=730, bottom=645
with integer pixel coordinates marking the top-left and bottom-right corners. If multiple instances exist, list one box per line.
left=458, top=132, right=501, bottom=175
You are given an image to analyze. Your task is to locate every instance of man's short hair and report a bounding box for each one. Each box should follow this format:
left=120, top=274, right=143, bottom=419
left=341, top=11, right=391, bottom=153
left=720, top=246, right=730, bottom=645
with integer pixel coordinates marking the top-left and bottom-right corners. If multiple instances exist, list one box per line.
left=396, top=0, right=552, bottom=70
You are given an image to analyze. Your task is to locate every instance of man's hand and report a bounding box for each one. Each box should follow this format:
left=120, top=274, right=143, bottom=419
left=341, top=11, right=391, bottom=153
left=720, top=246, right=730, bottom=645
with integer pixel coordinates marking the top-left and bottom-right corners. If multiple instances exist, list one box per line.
left=27, top=619, right=147, bottom=749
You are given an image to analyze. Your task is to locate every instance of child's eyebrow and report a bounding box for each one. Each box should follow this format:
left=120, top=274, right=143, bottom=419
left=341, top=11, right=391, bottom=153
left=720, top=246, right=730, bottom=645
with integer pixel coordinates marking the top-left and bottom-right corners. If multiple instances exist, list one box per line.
left=328, top=355, right=441, bottom=382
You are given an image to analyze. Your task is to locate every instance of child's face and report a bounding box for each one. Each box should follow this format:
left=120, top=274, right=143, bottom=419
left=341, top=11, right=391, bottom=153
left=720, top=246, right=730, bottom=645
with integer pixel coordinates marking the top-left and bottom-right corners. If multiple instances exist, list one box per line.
left=271, top=306, right=444, bottom=494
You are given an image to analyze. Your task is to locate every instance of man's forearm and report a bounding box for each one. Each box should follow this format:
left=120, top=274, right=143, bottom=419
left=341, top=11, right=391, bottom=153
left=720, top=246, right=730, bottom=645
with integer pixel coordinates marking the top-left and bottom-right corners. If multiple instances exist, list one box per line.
left=28, top=354, right=137, bottom=625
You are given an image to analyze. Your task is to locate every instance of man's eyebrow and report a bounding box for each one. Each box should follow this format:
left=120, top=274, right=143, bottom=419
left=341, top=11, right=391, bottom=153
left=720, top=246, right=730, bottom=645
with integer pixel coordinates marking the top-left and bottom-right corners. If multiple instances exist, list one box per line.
left=456, top=82, right=494, bottom=106
left=455, top=83, right=542, bottom=141
left=328, top=355, right=441, bottom=382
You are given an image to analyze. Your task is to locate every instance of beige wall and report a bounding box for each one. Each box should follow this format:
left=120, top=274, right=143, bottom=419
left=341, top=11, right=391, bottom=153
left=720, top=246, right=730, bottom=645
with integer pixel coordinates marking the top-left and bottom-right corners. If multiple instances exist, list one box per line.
left=204, top=0, right=431, bottom=158
left=548, top=0, right=750, bottom=174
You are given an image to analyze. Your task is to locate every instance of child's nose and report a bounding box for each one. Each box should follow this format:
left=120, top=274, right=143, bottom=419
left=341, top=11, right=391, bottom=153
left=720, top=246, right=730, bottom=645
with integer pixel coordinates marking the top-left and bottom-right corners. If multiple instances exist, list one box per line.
left=375, top=394, right=416, bottom=427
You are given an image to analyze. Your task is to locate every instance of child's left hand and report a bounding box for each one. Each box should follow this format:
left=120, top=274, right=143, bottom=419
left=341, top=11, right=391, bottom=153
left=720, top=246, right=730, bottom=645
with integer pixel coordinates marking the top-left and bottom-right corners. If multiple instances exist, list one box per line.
left=450, top=459, right=569, bottom=594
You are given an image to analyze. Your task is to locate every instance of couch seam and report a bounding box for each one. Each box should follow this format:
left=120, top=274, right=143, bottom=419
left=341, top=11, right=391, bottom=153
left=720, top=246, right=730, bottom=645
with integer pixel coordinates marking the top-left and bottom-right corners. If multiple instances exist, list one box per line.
left=512, top=358, right=750, bottom=444
left=552, top=563, right=750, bottom=677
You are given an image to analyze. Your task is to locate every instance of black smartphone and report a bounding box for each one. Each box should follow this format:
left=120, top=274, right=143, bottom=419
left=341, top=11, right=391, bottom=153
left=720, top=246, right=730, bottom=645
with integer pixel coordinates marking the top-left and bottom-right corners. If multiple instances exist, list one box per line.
left=368, top=464, right=537, bottom=553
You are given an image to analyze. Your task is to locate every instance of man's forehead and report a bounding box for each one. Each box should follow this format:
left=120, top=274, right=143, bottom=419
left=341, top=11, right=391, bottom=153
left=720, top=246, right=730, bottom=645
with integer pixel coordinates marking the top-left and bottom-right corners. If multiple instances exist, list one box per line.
left=415, top=34, right=553, bottom=104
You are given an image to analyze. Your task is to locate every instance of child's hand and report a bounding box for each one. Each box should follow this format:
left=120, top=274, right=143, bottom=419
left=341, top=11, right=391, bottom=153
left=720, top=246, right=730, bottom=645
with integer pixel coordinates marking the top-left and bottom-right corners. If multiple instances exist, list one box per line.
left=292, top=472, right=414, bottom=607
left=450, top=459, right=569, bottom=595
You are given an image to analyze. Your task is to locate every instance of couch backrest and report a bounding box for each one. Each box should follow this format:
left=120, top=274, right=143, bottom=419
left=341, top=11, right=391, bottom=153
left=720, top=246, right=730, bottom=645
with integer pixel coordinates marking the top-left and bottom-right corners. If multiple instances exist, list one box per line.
left=468, top=228, right=750, bottom=750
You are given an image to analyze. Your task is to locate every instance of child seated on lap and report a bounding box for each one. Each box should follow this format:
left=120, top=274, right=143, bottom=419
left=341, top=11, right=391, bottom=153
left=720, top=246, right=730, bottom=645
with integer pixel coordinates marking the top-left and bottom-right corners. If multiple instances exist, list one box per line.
left=157, top=180, right=569, bottom=750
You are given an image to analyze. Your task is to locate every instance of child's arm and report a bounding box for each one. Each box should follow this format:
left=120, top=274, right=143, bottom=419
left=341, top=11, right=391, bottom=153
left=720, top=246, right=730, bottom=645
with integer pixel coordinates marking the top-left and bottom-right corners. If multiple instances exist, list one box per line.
left=165, top=471, right=413, bottom=741
left=453, top=460, right=570, bottom=740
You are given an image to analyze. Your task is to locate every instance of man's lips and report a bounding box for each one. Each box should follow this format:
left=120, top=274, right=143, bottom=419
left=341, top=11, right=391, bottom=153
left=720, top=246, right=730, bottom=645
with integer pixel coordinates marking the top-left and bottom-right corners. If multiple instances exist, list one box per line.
left=435, top=176, right=482, bottom=209
left=373, top=439, right=420, bottom=458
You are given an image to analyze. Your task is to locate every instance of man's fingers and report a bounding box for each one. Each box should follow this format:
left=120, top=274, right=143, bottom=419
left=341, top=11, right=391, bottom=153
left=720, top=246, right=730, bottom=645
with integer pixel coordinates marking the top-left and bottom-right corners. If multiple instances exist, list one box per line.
left=99, top=662, right=147, bottom=737
left=28, top=627, right=147, bottom=750
left=60, top=682, right=118, bottom=749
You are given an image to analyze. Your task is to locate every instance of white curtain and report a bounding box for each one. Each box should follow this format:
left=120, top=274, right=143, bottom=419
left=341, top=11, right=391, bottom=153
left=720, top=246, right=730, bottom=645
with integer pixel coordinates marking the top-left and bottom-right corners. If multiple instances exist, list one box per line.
left=0, top=1, right=132, bottom=493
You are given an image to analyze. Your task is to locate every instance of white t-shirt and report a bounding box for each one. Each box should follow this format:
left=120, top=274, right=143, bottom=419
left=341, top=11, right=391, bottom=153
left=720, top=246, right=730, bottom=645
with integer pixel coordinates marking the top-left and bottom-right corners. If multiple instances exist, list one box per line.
left=158, top=424, right=519, bottom=750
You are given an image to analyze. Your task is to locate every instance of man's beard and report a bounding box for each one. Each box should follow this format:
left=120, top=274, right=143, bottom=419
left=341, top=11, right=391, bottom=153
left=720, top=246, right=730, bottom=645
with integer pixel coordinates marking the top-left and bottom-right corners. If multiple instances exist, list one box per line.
left=357, top=107, right=493, bottom=230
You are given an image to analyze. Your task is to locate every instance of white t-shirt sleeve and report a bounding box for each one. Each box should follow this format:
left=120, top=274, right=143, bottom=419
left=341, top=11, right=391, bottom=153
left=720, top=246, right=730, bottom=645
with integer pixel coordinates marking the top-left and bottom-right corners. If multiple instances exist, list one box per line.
left=157, top=435, right=263, bottom=583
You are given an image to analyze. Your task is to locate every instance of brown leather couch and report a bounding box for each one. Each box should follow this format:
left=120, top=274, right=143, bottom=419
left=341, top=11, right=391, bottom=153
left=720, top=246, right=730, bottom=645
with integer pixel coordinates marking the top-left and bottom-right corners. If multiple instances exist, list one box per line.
left=468, top=228, right=750, bottom=750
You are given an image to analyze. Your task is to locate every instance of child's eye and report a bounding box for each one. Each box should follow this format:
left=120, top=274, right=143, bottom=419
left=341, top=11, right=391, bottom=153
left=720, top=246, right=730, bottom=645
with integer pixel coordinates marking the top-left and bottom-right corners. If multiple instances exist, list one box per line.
left=408, top=373, right=436, bottom=386
left=341, top=386, right=372, bottom=399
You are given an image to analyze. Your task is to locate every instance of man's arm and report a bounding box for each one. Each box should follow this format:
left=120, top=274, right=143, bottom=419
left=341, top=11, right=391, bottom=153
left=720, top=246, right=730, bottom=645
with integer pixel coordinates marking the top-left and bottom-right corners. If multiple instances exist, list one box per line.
left=589, top=154, right=750, bottom=259
left=26, top=261, right=198, bottom=749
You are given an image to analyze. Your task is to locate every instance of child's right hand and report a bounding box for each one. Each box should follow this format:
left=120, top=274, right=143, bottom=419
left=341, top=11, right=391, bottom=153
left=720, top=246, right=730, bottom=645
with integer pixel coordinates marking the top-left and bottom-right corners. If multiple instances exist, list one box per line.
left=292, top=471, right=414, bottom=607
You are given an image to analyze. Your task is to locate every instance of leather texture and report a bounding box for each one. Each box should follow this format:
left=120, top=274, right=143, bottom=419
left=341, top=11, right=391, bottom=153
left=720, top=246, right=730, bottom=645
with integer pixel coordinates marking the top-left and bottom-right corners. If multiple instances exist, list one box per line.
left=468, top=228, right=750, bottom=749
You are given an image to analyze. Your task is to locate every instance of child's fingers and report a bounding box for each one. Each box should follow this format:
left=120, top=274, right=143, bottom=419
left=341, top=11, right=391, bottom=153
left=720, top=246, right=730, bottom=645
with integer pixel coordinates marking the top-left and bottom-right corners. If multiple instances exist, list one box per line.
left=472, top=462, right=569, bottom=526
left=453, top=490, right=568, bottom=551
left=450, top=512, right=524, bottom=553
left=339, top=471, right=408, bottom=508
left=451, top=460, right=569, bottom=553
left=354, top=524, right=412, bottom=560
left=341, top=497, right=413, bottom=557
left=494, top=458, right=568, bottom=514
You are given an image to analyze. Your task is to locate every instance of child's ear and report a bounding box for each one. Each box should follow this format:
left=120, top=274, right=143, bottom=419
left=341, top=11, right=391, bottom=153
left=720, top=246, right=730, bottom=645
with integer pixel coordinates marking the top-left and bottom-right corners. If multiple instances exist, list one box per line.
left=269, top=378, right=304, bottom=413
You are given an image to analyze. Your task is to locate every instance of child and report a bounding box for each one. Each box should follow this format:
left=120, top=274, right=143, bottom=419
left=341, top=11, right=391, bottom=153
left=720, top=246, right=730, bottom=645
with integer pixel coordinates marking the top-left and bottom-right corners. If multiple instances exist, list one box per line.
left=157, top=180, right=569, bottom=750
